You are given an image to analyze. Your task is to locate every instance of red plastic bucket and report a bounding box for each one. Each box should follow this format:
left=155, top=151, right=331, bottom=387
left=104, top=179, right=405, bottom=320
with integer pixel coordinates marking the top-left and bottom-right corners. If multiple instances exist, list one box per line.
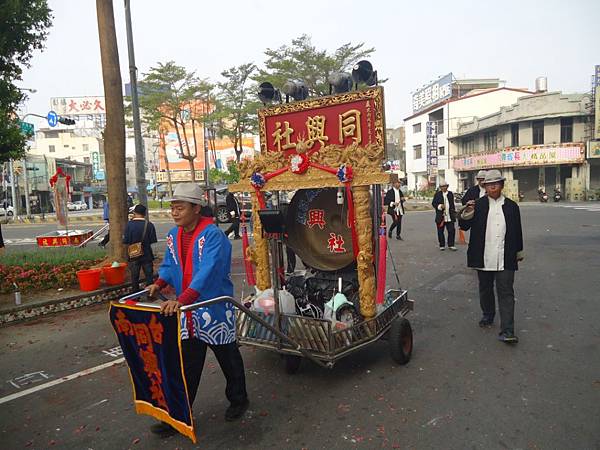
left=103, top=263, right=127, bottom=285
left=77, top=268, right=102, bottom=291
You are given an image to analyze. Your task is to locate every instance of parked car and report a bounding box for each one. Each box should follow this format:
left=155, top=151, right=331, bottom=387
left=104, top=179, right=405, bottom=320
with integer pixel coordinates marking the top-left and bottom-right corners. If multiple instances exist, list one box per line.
left=214, top=185, right=252, bottom=224
left=0, top=205, right=14, bottom=216
left=67, top=201, right=87, bottom=211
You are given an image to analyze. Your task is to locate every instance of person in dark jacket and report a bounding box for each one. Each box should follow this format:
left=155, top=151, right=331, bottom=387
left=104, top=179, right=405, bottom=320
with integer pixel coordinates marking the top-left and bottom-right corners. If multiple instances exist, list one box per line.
left=223, top=191, right=240, bottom=239
left=459, top=169, right=524, bottom=344
left=123, top=204, right=158, bottom=291
left=431, top=179, right=457, bottom=250
left=0, top=222, right=4, bottom=255
left=383, top=180, right=405, bottom=240
left=461, top=170, right=487, bottom=205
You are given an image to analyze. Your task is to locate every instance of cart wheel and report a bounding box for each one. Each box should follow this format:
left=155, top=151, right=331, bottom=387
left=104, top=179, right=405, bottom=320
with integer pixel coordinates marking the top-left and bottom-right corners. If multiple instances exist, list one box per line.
left=389, top=317, right=413, bottom=365
left=284, top=355, right=302, bottom=374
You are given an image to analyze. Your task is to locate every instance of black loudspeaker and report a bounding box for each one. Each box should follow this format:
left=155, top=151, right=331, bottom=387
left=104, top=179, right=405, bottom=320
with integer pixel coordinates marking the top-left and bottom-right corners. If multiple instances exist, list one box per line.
left=258, top=209, right=286, bottom=234
left=282, top=80, right=308, bottom=101
left=328, top=72, right=353, bottom=94
left=258, top=82, right=281, bottom=104
left=351, top=60, right=377, bottom=86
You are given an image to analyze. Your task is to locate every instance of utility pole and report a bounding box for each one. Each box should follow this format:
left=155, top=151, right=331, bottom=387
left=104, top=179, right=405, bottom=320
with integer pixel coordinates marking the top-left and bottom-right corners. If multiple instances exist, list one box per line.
left=97, top=0, right=128, bottom=261
left=124, top=0, right=147, bottom=207
left=9, top=160, right=18, bottom=217
left=22, top=159, right=31, bottom=217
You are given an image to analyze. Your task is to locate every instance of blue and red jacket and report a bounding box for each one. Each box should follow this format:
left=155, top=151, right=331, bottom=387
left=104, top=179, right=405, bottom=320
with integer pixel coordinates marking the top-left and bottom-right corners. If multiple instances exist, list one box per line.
left=158, top=218, right=235, bottom=344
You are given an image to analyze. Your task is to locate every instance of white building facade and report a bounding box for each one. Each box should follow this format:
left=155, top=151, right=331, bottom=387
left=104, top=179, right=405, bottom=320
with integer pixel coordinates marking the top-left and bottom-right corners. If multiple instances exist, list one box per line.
left=404, top=75, right=533, bottom=193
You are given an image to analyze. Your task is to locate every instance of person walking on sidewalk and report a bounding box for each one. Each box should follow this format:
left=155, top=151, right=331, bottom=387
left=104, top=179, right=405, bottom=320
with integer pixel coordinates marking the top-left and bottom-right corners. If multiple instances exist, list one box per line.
left=146, top=183, right=248, bottom=437
left=432, top=179, right=457, bottom=251
left=459, top=169, right=524, bottom=344
left=461, top=170, right=487, bottom=205
left=0, top=222, right=4, bottom=255
left=384, top=180, right=405, bottom=240
left=123, top=204, right=157, bottom=291
left=223, top=190, right=241, bottom=240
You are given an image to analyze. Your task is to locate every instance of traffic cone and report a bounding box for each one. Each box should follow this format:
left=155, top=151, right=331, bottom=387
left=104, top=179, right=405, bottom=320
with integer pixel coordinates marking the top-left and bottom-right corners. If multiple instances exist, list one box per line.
left=458, top=228, right=467, bottom=245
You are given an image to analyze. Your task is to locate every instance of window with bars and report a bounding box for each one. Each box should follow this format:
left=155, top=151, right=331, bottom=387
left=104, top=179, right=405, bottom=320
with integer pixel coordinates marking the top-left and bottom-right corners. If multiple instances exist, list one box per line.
left=511, top=123, right=519, bottom=147
left=414, top=144, right=422, bottom=159
left=484, top=131, right=497, bottom=151
left=560, top=117, right=573, bottom=143
left=532, top=120, right=544, bottom=145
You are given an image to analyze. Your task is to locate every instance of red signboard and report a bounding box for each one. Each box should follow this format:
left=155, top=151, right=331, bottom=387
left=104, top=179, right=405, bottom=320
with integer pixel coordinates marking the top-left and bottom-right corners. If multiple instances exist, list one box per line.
left=258, top=87, right=385, bottom=156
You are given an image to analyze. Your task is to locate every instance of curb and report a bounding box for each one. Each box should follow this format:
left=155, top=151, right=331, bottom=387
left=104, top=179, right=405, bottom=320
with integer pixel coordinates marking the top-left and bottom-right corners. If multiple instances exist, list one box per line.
left=0, top=283, right=134, bottom=326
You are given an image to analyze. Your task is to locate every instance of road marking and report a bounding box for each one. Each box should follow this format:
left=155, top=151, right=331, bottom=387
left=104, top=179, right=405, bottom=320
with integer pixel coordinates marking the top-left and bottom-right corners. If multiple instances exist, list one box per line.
left=0, top=358, right=125, bottom=405
left=7, top=371, right=52, bottom=389
left=102, top=346, right=123, bottom=358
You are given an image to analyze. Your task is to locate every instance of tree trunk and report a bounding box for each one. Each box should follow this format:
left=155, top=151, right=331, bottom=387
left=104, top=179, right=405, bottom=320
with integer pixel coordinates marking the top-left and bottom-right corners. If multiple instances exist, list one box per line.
left=96, top=0, right=127, bottom=261
left=160, top=131, right=173, bottom=197
left=173, top=119, right=195, bottom=182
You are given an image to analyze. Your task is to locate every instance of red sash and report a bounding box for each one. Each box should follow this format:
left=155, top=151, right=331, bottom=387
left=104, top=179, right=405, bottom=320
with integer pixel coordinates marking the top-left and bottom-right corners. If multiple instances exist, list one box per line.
left=177, top=217, right=214, bottom=336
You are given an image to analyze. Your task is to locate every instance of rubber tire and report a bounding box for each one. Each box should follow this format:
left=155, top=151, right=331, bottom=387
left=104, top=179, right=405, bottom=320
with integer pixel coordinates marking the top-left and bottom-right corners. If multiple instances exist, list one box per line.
left=284, top=355, right=302, bottom=374
left=216, top=206, right=230, bottom=224
left=389, top=317, right=413, bottom=365
left=7, top=211, right=13, bottom=216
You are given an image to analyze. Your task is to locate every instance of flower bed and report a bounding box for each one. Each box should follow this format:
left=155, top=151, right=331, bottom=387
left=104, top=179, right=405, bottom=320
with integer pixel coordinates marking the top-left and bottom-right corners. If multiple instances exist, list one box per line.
left=0, top=248, right=106, bottom=294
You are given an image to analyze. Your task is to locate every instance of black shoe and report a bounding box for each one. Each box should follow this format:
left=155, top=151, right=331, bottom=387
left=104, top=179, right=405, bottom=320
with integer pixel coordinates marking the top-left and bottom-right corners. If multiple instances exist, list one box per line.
left=498, top=332, right=519, bottom=344
left=478, top=317, right=494, bottom=327
left=150, top=421, right=177, bottom=437
left=396, top=235, right=403, bottom=240
left=234, top=236, right=241, bottom=240
left=225, top=399, right=249, bottom=421
left=388, top=232, right=392, bottom=238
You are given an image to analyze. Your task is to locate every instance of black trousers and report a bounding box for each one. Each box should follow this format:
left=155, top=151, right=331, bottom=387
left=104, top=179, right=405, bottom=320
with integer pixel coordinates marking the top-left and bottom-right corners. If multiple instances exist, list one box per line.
left=436, top=221, right=455, bottom=247
left=477, top=270, right=516, bottom=334
left=388, top=213, right=402, bottom=238
left=128, top=259, right=153, bottom=291
left=224, top=217, right=240, bottom=238
left=181, top=338, right=248, bottom=407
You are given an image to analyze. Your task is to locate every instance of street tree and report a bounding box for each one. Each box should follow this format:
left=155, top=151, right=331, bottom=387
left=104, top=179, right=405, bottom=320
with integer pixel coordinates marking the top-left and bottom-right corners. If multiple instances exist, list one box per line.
left=256, top=34, right=376, bottom=97
left=96, top=0, right=127, bottom=261
left=138, top=62, right=207, bottom=182
left=0, top=0, right=52, bottom=163
left=217, top=63, right=261, bottom=162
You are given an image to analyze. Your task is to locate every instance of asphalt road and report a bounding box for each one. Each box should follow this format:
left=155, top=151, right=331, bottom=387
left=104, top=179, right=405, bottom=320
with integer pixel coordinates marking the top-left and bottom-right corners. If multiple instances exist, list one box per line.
left=1, top=203, right=599, bottom=450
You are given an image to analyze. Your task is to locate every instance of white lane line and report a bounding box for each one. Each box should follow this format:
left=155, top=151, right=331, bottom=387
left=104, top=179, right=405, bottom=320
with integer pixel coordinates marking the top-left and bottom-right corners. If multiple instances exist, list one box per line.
left=0, top=357, right=125, bottom=405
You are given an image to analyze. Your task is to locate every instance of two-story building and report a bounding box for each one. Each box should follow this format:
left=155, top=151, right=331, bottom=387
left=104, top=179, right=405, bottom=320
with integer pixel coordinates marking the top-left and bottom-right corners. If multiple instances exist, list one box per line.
left=450, top=91, right=592, bottom=201
left=404, top=74, right=533, bottom=193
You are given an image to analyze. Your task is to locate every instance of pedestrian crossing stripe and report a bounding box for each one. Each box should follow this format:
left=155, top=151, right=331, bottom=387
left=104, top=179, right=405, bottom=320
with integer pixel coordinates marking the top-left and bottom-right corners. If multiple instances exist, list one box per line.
left=553, top=204, right=600, bottom=212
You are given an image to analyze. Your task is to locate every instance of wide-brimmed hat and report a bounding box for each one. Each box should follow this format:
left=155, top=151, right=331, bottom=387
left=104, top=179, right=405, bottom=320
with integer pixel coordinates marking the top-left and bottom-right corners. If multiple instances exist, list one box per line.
left=483, top=169, right=505, bottom=184
left=476, top=170, right=487, bottom=179
left=438, top=178, right=449, bottom=187
left=167, top=183, right=207, bottom=205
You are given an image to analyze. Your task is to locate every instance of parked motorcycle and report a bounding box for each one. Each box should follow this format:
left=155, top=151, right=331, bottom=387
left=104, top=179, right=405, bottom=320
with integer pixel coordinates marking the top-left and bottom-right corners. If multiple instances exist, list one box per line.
left=538, top=189, right=549, bottom=203
left=553, top=188, right=562, bottom=202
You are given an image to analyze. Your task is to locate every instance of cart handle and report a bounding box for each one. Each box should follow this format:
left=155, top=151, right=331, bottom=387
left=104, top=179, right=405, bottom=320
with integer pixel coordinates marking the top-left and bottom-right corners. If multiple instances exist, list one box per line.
left=118, top=293, right=331, bottom=368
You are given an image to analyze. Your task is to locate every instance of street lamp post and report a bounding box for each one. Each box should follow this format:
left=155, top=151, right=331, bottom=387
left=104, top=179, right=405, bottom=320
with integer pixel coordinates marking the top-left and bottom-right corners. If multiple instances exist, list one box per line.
left=124, top=0, right=148, bottom=208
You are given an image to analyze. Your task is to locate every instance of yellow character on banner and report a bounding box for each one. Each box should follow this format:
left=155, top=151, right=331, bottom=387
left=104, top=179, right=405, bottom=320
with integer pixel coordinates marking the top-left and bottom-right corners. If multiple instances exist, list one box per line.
left=305, top=115, right=328, bottom=148
left=339, top=109, right=362, bottom=144
left=272, top=121, right=296, bottom=151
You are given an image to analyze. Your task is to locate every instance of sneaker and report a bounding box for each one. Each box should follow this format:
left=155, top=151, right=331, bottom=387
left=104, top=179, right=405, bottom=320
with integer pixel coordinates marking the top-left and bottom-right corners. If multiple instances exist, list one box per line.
left=439, top=247, right=445, bottom=251
left=396, top=236, right=403, bottom=240
left=478, top=318, right=494, bottom=327
left=448, top=246, right=457, bottom=251
left=234, top=236, right=241, bottom=240
left=225, top=399, right=249, bottom=422
left=150, top=421, right=177, bottom=437
left=498, top=332, right=519, bottom=344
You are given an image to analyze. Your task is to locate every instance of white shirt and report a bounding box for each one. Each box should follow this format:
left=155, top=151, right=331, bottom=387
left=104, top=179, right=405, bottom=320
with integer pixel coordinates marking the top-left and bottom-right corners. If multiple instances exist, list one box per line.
left=393, top=188, right=404, bottom=215
left=480, top=195, right=506, bottom=271
left=442, top=191, right=451, bottom=222
left=479, top=186, right=486, bottom=198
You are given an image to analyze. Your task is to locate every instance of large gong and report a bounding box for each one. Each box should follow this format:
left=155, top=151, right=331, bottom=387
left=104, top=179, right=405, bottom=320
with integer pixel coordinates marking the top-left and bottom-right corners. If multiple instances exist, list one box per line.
left=285, top=188, right=355, bottom=271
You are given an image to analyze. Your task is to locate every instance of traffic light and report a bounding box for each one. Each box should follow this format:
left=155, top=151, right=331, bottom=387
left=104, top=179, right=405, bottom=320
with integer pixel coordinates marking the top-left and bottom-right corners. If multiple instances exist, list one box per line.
left=58, top=117, right=76, bottom=125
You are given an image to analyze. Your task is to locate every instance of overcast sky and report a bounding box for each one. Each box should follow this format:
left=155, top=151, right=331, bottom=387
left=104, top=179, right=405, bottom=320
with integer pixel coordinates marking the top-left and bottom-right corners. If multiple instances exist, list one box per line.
left=20, top=0, right=600, bottom=130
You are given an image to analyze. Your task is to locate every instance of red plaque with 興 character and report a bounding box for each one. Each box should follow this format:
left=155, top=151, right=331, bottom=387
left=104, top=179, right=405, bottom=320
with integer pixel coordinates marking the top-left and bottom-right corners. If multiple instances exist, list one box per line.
left=259, top=87, right=385, bottom=157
